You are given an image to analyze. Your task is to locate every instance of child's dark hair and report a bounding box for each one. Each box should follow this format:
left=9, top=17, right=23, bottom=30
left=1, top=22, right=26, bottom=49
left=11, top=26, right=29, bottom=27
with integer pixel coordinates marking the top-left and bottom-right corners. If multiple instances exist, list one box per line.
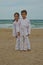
left=21, top=10, right=27, bottom=15
left=13, top=12, right=19, bottom=22
left=14, top=12, right=19, bottom=17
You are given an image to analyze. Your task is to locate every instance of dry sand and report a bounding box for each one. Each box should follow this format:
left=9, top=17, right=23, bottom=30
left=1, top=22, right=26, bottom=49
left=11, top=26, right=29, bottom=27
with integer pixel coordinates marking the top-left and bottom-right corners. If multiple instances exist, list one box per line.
left=0, top=29, right=43, bottom=65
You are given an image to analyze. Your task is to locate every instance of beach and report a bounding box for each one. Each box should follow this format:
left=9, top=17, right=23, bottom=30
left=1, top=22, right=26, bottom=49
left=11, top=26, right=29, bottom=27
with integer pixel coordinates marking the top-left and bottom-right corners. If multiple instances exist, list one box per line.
left=0, top=29, right=43, bottom=65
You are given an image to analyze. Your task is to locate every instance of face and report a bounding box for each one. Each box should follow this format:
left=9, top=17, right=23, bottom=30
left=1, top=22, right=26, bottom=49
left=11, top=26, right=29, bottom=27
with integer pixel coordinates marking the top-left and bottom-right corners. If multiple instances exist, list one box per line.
left=14, top=14, right=19, bottom=21
left=21, top=12, right=27, bottom=19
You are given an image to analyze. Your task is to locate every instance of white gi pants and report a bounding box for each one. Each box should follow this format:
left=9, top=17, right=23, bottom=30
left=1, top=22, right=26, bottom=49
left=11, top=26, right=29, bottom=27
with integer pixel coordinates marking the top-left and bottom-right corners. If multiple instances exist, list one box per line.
left=20, top=36, right=31, bottom=50
left=15, top=36, right=20, bottom=50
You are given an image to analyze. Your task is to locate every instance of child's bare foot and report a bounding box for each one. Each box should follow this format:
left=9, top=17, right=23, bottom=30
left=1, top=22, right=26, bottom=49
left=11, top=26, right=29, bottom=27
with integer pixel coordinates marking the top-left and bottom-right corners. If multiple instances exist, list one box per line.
left=27, top=49, right=31, bottom=51
left=20, top=50, right=27, bottom=52
left=23, top=50, right=27, bottom=52
left=19, top=50, right=23, bottom=52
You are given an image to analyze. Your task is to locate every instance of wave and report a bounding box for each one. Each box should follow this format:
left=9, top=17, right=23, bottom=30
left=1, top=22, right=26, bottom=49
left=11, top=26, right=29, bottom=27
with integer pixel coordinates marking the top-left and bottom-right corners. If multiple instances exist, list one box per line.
left=0, top=24, right=43, bottom=29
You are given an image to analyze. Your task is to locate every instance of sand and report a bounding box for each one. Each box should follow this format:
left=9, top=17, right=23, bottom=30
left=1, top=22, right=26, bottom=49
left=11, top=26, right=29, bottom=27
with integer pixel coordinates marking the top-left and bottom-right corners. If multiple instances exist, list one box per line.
left=0, top=29, right=43, bottom=65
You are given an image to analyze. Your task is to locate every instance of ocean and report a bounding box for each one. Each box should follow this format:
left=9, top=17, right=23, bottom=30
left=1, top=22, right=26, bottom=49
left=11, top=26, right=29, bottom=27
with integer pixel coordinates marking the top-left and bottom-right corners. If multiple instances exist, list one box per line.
left=0, top=20, right=43, bottom=29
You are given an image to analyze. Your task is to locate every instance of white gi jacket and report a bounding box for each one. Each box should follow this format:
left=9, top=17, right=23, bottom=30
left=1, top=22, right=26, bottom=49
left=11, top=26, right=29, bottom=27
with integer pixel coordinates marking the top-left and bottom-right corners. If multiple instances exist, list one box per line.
left=20, top=18, right=31, bottom=37
left=13, top=20, right=20, bottom=37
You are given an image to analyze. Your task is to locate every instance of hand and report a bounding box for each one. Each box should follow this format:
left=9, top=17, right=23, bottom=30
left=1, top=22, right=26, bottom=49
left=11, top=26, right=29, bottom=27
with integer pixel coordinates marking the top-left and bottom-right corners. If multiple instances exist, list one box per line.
left=15, top=36, right=17, bottom=38
left=28, top=34, right=30, bottom=36
left=17, top=32, right=20, bottom=36
left=27, top=34, right=30, bottom=37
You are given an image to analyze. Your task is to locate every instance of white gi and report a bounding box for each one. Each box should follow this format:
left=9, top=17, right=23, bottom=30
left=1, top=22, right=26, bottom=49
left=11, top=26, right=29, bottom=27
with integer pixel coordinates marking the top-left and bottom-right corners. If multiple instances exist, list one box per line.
left=13, top=20, right=20, bottom=50
left=20, top=18, right=31, bottom=50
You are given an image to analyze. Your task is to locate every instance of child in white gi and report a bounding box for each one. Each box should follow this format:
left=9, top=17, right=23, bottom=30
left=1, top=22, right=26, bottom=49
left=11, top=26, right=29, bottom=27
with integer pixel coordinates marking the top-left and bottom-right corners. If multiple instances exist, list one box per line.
left=20, top=10, right=31, bottom=51
left=13, top=12, right=20, bottom=50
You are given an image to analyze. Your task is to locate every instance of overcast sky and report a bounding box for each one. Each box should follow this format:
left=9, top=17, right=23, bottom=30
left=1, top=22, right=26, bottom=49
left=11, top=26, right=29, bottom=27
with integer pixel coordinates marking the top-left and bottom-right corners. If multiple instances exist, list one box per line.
left=0, top=0, right=43, bottom=19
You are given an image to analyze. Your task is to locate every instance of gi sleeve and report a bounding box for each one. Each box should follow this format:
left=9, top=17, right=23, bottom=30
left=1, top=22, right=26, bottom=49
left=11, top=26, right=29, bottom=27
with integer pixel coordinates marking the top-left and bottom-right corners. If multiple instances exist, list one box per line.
left=16, top=23, right=20, bottom=33
left=12, top=22, right=16, bottom=37
left=27, top=20, right=31, bottom=34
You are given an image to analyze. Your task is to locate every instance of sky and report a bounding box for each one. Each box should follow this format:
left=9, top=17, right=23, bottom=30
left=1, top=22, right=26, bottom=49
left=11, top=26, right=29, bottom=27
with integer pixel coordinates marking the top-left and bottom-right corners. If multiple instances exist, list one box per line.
left=0, top=0, right=43, bottom=19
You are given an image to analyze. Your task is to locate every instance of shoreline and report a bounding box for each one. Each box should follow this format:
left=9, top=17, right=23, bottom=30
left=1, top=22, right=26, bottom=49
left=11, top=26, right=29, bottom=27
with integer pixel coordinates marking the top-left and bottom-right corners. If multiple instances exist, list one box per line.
left=0, top=28, right=43, bottom=29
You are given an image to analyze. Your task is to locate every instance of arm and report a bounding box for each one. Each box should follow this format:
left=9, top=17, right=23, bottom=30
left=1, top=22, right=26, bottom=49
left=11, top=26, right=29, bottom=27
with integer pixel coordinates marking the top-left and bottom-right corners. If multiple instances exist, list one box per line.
left=16, top=22, right=20, bottom=37
left=12, top=22, right=16, bottom=37
left=27, top=20, right=31, bottom=35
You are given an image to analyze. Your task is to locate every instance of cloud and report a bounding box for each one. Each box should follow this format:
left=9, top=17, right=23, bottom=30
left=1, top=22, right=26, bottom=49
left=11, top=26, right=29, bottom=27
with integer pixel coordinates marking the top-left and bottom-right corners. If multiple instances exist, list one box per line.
left=0, top=0, right=43, bottom=19
left=0, top=0, right=43, bottom=6
left=0, top=0, right=19, bottom=6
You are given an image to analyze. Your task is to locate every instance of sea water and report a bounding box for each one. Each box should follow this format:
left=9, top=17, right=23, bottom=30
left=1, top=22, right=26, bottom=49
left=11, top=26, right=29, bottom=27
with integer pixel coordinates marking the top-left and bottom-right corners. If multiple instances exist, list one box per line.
left=0, top=20, right=43, bottom=29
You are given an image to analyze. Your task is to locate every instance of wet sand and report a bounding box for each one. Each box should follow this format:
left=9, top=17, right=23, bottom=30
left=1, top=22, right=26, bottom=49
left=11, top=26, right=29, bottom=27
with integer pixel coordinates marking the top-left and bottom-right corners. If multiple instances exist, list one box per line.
left=0, top=29, right=43, bottom=65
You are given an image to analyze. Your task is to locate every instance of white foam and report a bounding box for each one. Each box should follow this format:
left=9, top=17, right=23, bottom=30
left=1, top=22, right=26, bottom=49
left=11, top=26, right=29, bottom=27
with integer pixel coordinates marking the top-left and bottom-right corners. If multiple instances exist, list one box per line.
left=0, top=24, right=13, bottom=29
left=0, top=24, right=43, bottom=29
